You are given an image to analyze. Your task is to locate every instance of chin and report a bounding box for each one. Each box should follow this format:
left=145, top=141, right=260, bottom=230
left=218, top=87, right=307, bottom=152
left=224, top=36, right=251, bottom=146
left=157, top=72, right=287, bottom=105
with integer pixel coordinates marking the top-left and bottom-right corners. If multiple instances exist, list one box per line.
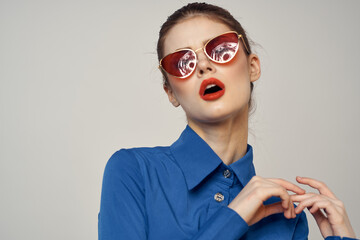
left=190, top=110, right=235, bottom=124
left=185, top=102, right=248, bottom=124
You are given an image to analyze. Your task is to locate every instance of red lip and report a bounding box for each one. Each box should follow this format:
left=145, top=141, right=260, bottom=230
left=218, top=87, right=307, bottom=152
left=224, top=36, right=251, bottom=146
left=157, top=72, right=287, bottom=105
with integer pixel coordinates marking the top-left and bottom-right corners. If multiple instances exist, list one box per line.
left=199, top=78, right=225, bottom=101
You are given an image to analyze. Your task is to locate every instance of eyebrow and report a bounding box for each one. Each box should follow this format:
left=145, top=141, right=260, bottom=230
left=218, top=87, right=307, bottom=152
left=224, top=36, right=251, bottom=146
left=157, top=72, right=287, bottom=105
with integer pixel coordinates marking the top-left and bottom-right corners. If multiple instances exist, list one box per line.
left=174, top=37, right=211, bottom=51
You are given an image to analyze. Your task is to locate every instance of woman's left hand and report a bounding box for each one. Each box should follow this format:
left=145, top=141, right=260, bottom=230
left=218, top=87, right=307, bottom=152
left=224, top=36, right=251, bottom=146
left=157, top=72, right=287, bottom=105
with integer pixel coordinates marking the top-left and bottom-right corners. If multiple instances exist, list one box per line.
left=290, top=176, right=356, bottom=238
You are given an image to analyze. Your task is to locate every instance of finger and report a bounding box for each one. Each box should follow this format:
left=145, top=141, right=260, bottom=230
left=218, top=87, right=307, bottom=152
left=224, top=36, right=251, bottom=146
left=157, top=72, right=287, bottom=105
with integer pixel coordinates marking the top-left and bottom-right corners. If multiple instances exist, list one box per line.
left=294, top=195, right=319, bottom=214
left=309, top=200, right=338, bottom=217
left=268, top=178, right=306, bottom=195
left=289, top=199, right=296, bottom=218
left=261, top=185, right=290, bottom=211
left=285, top=198, right=292, bottom=219
left=292, top=200, right=297, bottom=218
left=264, top=202, right=285, bottom=218
left=308, top=200, right=331, bottom=214
left=262, top=181, right=299, bottom=219
left=291, top=193, right=318, bottom=202
left=291, top=193, right=336, bottom=208
left=311, top=208, right=333, bottom=238
left=264, top=201, right=294, bottom=219
left=296, top=176, right=336, bottom=198
left=294, top=196, right=337, bottom=216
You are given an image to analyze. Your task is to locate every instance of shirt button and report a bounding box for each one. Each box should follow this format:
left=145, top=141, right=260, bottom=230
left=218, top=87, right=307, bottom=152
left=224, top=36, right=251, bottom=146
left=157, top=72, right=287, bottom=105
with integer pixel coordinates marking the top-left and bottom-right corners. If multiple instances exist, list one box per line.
left=223, top=169, right=231, bottom=178
left=214, top=192, right=224, bottom=202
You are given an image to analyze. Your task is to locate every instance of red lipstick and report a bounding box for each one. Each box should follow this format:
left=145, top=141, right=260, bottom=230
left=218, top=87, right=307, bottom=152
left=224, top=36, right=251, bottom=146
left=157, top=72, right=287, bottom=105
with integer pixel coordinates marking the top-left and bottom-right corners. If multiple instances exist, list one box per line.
left=199, top=78, right=225, bottom=101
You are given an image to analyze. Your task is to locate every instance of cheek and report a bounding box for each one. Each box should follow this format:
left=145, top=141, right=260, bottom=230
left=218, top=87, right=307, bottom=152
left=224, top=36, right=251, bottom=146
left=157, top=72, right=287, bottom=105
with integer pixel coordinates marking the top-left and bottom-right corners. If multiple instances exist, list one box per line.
left=224, top=60, right=250, bottom=89
left=230, top=53, right=249, bottom=77
left=219, top=50, right=250, bottom=81
left=223, top=57, right=252, bottom=99
left=167, top=76, right=195, bottom=101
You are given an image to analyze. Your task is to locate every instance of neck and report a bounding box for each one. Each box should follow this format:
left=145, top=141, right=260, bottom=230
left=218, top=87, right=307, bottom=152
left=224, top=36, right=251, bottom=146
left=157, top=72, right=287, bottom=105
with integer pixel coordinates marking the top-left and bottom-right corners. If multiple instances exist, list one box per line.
left=187, top=108, right=249, bottom=165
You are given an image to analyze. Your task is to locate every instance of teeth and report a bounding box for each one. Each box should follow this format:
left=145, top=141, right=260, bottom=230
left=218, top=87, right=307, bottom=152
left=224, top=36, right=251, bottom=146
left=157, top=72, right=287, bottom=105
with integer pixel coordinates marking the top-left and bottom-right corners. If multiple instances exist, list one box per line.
left=206, top=84, right=216, bottom=90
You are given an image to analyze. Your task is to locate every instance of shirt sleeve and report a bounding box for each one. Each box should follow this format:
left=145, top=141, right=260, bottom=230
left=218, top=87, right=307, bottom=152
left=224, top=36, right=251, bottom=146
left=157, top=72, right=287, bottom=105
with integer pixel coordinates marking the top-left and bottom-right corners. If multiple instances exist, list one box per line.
left=292, top=210, right=309, bottom=239
left=191, top=206, right=249, bottom=239
left=98, top=149, right=147, bottom=240
left=98, top=149, right=250, bottom=240
left=325, top=237, right=359, bottom=240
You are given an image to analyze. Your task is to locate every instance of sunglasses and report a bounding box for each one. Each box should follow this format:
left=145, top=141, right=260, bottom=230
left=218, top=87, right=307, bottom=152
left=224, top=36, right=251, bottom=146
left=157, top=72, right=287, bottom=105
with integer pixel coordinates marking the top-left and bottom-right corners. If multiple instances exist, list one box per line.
left=159, top=31, right=250, bottom=79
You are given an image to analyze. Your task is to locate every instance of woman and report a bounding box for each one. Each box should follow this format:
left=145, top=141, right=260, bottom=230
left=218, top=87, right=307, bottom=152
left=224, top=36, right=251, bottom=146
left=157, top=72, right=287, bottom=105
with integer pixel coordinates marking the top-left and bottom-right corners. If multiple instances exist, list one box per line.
left=98, top=2, right=356, bottom=239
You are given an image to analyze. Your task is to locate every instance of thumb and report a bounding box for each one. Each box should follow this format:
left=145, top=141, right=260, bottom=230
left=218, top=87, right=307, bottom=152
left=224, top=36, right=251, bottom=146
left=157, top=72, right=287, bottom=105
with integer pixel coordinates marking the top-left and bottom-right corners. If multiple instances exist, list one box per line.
left=264, top=202, right=285, bottom=218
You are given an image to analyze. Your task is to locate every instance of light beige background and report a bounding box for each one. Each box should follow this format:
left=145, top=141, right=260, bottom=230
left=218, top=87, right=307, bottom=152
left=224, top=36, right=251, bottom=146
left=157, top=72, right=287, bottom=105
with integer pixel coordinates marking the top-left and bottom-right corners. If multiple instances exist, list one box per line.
left=0, top=0, right=359, bottom=239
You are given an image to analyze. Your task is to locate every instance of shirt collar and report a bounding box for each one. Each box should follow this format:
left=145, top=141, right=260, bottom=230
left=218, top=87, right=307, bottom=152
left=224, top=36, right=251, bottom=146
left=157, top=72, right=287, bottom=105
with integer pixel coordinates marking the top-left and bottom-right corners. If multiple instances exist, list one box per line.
left=170, top=125, right=255, bottom=190
left=229, top=144, right=256, bottom=188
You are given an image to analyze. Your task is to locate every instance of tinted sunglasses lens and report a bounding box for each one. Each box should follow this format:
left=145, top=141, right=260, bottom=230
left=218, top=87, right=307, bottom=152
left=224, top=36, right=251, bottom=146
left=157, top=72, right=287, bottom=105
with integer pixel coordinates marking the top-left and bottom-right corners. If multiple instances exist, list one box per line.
left=161, top=50, right=196, bottom=78
left=205, top=32, right=239, bottom=63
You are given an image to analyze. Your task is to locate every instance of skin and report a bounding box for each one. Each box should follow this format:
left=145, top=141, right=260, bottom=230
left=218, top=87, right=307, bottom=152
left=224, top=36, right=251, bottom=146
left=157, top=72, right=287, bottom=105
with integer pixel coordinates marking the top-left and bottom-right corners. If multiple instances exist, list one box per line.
left=292, top=176, right=356, bottom=238
left=163, top=16, right=256, bottom=166
left=161, top=15, right=356, bottom=237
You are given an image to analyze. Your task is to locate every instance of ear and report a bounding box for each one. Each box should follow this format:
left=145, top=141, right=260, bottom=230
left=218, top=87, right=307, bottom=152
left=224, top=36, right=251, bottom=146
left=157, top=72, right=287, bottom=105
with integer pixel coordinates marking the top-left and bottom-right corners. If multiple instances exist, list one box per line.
left=163, top=84, right=180, bottom=107
left=248, top=54, right=261, bottom=82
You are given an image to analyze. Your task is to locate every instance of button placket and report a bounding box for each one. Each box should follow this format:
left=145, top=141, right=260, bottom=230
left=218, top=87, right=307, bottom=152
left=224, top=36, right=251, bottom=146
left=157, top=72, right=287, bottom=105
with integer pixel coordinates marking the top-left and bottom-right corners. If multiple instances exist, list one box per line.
left=214, top=192, right=224, bottom=202
left=223, top=169, right=231, bottom=178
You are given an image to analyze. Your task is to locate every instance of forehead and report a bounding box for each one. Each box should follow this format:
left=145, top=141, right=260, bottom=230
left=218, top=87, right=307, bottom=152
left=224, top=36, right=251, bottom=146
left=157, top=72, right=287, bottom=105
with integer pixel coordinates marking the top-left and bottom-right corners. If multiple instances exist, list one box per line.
left=163, top=16, right=232, bottom=55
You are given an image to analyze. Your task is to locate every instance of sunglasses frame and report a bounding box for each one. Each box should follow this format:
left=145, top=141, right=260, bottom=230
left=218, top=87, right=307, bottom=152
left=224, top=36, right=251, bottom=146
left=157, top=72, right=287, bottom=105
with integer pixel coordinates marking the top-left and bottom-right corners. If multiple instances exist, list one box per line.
left=158, top=31, right=250, bottom=79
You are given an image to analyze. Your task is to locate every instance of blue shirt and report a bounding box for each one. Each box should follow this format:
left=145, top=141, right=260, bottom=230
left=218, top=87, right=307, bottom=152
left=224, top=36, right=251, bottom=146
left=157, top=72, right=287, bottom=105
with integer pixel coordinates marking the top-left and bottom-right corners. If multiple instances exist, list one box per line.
left=98, top=125, right=357, bottom=240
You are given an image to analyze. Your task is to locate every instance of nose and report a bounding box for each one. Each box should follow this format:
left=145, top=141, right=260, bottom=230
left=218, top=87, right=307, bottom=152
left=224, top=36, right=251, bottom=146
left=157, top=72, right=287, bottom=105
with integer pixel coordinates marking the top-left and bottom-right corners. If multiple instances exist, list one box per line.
left=194, top=48, right=215, bottom=77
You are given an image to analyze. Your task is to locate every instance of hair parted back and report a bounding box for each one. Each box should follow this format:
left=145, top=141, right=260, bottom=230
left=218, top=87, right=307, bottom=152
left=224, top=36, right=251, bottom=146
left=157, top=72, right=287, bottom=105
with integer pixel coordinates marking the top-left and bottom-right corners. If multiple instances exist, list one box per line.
left=157, top=2, right=256, bottom=115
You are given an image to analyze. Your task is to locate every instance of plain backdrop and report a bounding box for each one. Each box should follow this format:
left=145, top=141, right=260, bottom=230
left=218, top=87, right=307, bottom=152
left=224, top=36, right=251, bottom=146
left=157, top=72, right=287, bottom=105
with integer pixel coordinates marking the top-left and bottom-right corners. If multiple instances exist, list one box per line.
left=0, top=0, right=359, bottom=239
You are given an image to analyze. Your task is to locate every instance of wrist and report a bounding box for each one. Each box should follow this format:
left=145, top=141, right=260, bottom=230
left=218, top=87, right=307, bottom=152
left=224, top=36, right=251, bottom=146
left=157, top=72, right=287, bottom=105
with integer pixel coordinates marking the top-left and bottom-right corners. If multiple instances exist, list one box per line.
left=332, top=225, right=356, bottom=238
left=228, top=202, right=249, bottom=223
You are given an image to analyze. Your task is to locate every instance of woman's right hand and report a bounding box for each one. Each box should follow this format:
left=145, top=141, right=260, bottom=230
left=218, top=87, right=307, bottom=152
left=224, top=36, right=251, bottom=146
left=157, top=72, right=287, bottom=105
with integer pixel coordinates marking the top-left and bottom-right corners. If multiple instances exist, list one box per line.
left=228, top=176, right=306, bottom=226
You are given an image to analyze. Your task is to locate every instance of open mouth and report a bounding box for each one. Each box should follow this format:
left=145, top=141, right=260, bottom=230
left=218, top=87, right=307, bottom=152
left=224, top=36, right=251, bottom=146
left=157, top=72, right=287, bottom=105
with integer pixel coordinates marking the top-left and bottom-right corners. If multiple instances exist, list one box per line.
left=204, top=84, right=223, bottom=95
left=199, top=78, right=225, bottom=101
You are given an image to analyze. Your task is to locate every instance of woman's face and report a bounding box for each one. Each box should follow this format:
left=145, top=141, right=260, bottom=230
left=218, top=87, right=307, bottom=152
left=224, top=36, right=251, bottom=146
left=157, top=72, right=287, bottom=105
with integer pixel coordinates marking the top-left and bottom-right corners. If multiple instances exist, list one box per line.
left=163, top=16, right=261, bottom=125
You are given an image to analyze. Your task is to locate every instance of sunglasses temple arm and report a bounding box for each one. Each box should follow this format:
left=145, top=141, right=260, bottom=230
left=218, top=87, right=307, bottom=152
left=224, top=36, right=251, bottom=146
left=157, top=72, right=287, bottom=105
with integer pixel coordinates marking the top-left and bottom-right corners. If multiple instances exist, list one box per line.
left=239, top=35, right=250, bottom=54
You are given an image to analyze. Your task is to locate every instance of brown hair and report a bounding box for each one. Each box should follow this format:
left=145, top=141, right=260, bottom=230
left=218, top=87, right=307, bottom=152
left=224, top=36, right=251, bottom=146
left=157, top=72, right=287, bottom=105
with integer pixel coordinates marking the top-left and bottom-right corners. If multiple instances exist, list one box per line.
left=157, top=2, right=256, bottom=114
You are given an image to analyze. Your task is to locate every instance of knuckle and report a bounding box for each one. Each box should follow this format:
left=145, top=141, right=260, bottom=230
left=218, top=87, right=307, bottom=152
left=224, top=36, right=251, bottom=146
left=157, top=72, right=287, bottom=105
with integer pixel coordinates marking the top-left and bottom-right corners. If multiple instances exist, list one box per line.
left=338, top=207, right=345, bottom=215
left=313, top=201, right=320, bottom=208
left=337, top=200, right=345, bottom=208
left=251, top=176, right=259, bottom=182
left=254, top=182, right=261, bottom=189
left=318, top=181, right=327, bottom=188
left=253, top=176, right=262, bottom=181
left=253, top=188, right=263, bottom=197
left=280, top=187, right=287, bottom=194
left=251, top=177, right=262, bottom=187
left=314, top=195, right=323, bottom=201
left=280, top=188, right=289, bottom=198
left=297, top=202, right=304, bottom=209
